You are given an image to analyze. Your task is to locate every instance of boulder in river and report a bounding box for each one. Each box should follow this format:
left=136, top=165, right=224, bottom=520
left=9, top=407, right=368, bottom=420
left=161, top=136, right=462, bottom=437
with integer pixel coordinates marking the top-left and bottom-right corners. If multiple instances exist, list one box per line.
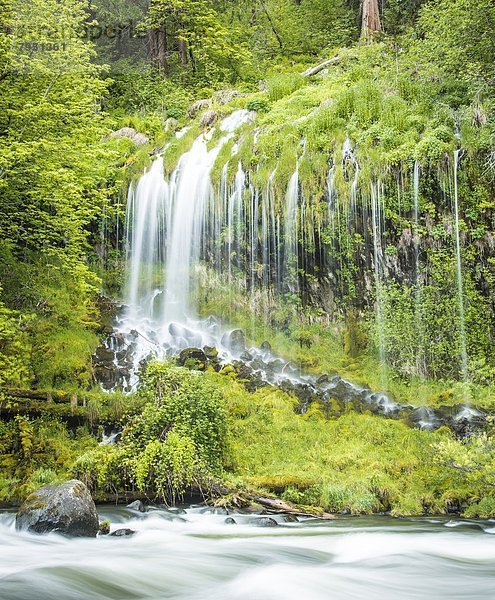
left=255, top=517, right=279, bottom=527
left=15, top=480, right=99, bottom=537
left=110, top=528, right=136, bottom=537
left=127, top=500, right=146, bottom=513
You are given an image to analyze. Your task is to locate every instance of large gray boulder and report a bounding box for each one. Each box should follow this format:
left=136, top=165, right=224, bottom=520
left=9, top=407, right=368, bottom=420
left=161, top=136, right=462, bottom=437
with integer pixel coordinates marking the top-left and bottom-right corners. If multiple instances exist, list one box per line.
left=107, top=127, right=149, bottom=146
left=16, top=480, right=99, bottom=537
left=187, top=98, right=212, bottom=117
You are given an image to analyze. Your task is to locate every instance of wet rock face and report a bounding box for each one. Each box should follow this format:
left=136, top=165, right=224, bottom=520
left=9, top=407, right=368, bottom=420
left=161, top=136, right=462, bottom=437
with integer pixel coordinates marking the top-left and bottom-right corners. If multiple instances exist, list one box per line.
left=16, top=480, right=99, bottom=537
left=221, top=329, right=246, bottom=353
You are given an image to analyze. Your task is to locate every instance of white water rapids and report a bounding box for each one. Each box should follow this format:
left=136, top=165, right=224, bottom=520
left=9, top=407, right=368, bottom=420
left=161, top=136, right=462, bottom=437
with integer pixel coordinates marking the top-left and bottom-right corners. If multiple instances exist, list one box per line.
left=1, top=507, right=495, bottom=600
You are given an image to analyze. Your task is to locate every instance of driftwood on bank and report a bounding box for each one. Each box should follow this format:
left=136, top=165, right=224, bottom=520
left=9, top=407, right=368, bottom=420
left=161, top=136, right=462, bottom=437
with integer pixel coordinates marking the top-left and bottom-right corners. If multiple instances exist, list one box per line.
left=209, top=482, right=335, bottom=520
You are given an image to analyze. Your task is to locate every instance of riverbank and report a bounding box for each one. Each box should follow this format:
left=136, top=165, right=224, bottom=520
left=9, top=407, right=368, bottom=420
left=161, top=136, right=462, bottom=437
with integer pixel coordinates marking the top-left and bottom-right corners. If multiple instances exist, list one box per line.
left=1, top=361, right=495, bottom=518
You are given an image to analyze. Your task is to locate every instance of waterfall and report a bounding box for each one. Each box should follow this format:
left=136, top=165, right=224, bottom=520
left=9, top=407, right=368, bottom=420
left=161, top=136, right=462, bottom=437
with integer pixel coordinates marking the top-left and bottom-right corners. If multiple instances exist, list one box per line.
left=227, top=161, right=246, bottom=286
left=371, top=181, right=387, bottom=388
left=284, top=167, right=300, bottom=292
left=96, top=112, right=480, bottom=427
left=125, top=157, right=169, bottom=327
left=121, top=109, right=251, bottom=356
left=162, top=136, right=216, bottom=322
left=327, top=166, right=336, bottom=237
left=413, top=161, right=425, bottom=378
left=453, top=150, right=469, bottom=385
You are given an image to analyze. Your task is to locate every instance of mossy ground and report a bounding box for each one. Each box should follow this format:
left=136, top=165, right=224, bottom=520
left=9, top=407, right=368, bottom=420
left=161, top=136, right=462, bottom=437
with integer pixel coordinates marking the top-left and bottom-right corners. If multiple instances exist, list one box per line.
left=1, top=361, right=494, bottom=517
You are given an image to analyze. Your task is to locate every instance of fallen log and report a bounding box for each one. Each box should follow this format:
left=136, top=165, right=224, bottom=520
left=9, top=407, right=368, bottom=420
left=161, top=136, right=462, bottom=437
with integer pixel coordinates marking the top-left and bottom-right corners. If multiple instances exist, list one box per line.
left=302, top=55, right=341, bottom=77
left=209, top=482, right=335, bottom=519
left=0, top=387, right=70, bottom=403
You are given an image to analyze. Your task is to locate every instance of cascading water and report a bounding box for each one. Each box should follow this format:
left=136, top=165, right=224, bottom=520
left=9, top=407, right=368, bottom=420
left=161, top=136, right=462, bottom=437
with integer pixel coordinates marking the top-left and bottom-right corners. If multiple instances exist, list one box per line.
left=114, top=110, right=254, bottom=378
left=371, top=181, right=387, bottom=388
left=284, top=166, right=300, bottom=292
left=452, top=149, right=469, bottom=386
left=162, top=133, right=222, bottom=323
left=125, top=157, right=169, bottom=327
left=413, top=161, right=426, bottom=378
left=95, top=113, right=483, bottom=431
left=2, top=507, right=495, bottom=600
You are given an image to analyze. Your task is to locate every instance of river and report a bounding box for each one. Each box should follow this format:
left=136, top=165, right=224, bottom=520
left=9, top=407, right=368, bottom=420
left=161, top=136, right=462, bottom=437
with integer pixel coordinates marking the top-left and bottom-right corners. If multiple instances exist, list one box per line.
left=1, top=506, right=494, bottom=599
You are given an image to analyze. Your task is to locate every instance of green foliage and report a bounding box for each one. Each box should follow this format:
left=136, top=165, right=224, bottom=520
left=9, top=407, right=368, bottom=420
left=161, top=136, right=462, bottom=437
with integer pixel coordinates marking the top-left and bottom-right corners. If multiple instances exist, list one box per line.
left=136, top=362, right=228, bottom=466
left=377, top=245, right=493, bottom=382
left=415, top=0, right=495, bottom=96
left=0, top=289, right=31, bottom=387
left=267, top=73, right=305, bottom=102
left=246, top=99, right=270, bottom=113
left=436, top=431, right=495, bottom=488
left=106, top=69, right=193, bottom=116
left=0, top=417, right=97, bottom=501
left=218, top=374, right=473, bottom=515
left=0, top=0, right=128, bottom=388
left=146, top=0, right=252, bottom=87
left=74, top=363, right=228, bottom=502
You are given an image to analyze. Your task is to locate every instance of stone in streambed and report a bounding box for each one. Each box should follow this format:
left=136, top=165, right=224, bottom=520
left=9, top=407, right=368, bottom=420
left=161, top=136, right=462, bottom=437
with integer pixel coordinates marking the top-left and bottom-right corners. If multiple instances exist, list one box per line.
left=94, top=346, right=116, bottom=364
left=178, top=348, right=207, bottom=370
left=255, top=517, right=279, bottom=527
left=203, top=345, right=218, bottom=359
left=110, top=528, right=136, bottom=537
left=126, top=500, right=146, bottom=513
left=15, top=480, right=99, bottom=537
left=225, top=517, right=237, bottom=525
left=221, top=329, right=246, bottom=353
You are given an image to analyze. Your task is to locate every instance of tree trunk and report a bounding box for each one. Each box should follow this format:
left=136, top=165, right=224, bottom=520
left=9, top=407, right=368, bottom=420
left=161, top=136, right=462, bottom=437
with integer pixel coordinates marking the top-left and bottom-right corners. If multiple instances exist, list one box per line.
left=361, top=0, right=381, bottom=39
left=149, top=27, right=168, bottom=73
left=178, top=37, right=188, bottom=66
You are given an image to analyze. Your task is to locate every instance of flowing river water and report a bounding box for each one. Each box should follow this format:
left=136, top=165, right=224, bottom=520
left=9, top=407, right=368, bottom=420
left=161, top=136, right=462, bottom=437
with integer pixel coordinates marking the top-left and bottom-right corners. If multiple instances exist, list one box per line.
left=1, top=506, right=495, bottom=600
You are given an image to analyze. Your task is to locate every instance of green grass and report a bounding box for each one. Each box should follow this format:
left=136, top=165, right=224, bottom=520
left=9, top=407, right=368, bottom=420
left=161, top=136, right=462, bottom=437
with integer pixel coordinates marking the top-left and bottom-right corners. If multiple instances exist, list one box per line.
left=210, top=373, right=484, bottom=516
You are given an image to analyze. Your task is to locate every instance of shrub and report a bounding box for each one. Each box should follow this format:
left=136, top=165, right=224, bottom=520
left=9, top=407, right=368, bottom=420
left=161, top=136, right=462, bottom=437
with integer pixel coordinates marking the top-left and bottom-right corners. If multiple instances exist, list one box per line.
left=246, top=98, right=270, bottom=113
left=74, top=363, right=229, bottom=502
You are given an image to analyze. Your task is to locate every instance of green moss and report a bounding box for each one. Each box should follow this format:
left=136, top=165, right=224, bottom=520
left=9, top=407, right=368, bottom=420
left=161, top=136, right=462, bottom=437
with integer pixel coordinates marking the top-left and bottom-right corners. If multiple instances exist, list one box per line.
left=214, top=373, right=475, bottom=515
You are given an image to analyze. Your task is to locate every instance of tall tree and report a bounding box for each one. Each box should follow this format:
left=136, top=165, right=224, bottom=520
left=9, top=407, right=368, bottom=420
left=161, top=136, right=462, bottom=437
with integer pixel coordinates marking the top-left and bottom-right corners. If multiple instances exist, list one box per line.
left=361, top=0, right=381, bottom=38
left=146, top=0, right=251, bottom=79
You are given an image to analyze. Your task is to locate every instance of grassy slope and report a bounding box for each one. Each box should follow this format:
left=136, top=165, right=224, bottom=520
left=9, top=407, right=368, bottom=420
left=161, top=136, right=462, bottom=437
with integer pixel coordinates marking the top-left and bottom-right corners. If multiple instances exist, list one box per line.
left=210, top=373, right=481, bottom=516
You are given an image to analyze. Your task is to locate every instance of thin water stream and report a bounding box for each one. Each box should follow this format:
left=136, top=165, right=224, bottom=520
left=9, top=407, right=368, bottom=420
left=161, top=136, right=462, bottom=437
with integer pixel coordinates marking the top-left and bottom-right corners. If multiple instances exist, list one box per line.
left=1, top=507, right=494, bottom=600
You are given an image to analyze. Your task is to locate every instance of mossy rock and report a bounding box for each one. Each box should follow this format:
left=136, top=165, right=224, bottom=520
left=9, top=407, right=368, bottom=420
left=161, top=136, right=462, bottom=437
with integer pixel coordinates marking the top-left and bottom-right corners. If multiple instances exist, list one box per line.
left=16, top=479, right=99, bottom=537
